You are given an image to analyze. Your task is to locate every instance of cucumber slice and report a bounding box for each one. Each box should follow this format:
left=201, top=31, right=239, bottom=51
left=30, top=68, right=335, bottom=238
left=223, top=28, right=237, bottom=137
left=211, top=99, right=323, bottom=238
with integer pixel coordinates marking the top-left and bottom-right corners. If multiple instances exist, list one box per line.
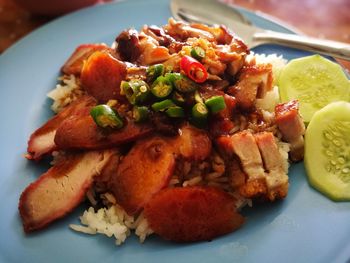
left=278, top=54, right=350, bottom=123
left=305, top=101, right=350, bottom=201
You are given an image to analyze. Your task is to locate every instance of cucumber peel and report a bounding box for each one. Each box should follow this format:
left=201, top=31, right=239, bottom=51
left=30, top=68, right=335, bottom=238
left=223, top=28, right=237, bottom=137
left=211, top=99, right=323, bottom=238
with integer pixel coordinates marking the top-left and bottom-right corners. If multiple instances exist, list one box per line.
left=305, top=101, right=350, bottom=201
left=278, top=54, right=350, bottom=123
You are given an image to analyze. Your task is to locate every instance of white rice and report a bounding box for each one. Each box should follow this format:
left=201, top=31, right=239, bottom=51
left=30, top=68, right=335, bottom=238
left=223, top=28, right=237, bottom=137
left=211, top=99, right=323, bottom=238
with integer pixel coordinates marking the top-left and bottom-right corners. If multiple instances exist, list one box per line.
left=69, top=204, right=153, bottom=245
left=47, top=74, right=84, bottom=113
left=256, top=86, right=281, bottom=112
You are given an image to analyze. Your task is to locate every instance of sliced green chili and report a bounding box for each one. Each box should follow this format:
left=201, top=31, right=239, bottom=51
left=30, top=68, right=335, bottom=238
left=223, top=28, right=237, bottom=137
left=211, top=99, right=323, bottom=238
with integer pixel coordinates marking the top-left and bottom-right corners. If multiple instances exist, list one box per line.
left=166, top=106, right=185, bottom=118
left=151, top=76, right=173, bottom=98
left=205, top=95, right=226, bottom=113
left=192, top=103, right=208, bottom=120
left=151, top=99, right=175, bottom=112
left=146, top=64, right=165, bottom=83
left=194, top=90, right=203, bottom=104
left=90, top=105, right=124, bottom=129
left=191, top=46, right=206, bottom=60
left=132, top=106, right=150, bottom=122
left=191, top=102, right=208, bottom=128
left=121, top=79, right=150, bottom=105
left=166, top=73, right=198, bottom=93
left=172, top=91, right=186, bottom=106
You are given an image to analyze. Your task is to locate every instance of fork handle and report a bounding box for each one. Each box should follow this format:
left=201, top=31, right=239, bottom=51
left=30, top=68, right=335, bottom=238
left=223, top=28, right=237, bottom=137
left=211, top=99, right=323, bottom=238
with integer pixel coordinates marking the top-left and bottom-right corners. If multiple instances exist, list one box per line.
left=254, top=31, right=350, bottom=60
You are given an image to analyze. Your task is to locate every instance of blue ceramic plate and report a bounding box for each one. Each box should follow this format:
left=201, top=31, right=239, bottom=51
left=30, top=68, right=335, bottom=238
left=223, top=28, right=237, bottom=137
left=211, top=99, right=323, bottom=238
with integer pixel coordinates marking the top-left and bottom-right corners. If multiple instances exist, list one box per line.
left=0, top=0, right=349, bottom=262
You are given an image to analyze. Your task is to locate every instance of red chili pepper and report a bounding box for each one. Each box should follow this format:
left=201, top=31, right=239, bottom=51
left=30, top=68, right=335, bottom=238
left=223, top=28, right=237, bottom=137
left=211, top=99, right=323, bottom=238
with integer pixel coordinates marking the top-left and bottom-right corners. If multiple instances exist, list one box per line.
left=180, top=55, right=208, bottom=83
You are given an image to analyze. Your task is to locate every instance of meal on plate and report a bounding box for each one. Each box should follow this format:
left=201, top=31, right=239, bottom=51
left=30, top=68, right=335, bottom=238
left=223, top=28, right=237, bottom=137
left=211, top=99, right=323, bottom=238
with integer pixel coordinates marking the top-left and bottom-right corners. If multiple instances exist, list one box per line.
left=18, top=18, right=350, bottom=245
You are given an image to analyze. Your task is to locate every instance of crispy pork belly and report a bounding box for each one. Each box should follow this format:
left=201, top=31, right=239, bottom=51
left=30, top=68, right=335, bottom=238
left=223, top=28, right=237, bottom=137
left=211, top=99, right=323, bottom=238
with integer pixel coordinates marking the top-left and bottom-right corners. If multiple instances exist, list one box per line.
left=230, top=131, right=265, bottom=181
left=144, top=186, right=244, bottom=242
left=228, top=64, right=273, bottom=110
left=61, top=44, right=109, bottom=75
left=109, top=136, right=175, bottom=215
left=254, top=132, right=289, bottom=200
left=229, top=131, right=267, bottom=199
left=54, top=115, right=154, bottom=150
left=216, top=131, right=288, bottom=201
left=26, top=95, right=96, bottom=160
left=275, top=100, right=305, bottom=161
left=216, top=132, right=266, bottom=199
left=19, top=149, right=117, bottom=233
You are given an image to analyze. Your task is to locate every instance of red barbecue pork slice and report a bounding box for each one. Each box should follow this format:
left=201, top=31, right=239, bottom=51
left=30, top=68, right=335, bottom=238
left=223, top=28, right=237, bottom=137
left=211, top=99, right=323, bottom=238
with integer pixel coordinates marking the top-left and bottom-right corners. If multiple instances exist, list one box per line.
left=61, top=43, right=110, bottom=76
left=19, top=149, right=117, bottom=233
left=173, top=124, right=212, bottom=161
left=54, top=115, right=154, bottom=150
left=108, top=136, right=176, bottom=215
left=80, top=51, right=127, bottom=103
left=144, top=186, right=245, bottom=242
left=26, top=95, right=96, bottom=160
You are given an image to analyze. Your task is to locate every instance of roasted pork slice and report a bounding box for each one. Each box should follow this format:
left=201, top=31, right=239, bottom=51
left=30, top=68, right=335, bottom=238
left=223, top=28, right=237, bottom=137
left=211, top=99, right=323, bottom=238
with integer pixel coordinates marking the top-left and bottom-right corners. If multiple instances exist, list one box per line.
left=275, top=100, right=305, bottom=161
left=173, top=124, right=212, bottom=161
left=19, top=149, right=117, bottom=233
left=228, top=64, right=273, bottom=110
left=80, top=51, right=127, bottom=103
left=54, top=115, right=154, bottom=150
left=144, top=186, right=244, bottom=242
left=108, top=136, right=176, bottom=215
left=26, top=95, right=96, bottom=160
left=61, top=44, right=109, bottom=75
left=254, top=132, right=289, bottom=200
left=93, top=150, right=121, bottom=194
